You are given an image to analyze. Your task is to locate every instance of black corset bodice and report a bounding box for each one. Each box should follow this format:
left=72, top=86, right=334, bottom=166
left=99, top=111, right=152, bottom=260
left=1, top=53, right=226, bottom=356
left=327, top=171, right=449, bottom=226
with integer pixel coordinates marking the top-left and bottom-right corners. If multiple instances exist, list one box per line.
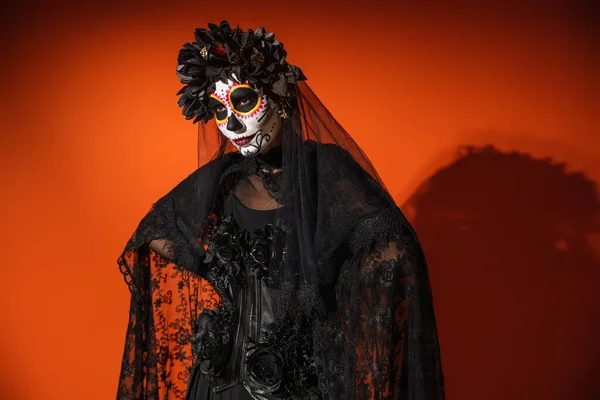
left=186, top=194, right=322, bottom=400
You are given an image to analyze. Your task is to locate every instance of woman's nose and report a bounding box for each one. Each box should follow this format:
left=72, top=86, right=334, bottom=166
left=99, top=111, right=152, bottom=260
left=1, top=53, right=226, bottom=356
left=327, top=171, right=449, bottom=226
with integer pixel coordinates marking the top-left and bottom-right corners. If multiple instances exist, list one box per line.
left=227, top=113, right=244, bottom=131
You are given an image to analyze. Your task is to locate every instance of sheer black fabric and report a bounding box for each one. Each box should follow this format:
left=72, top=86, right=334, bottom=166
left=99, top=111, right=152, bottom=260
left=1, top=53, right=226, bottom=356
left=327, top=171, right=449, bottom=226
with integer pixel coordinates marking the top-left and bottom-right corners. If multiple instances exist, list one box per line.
left=117, top=81, right=445, bottom=399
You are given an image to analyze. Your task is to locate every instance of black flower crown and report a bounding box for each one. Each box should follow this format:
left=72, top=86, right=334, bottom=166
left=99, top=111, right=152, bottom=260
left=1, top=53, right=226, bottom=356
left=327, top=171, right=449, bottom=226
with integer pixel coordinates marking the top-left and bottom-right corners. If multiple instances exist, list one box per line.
left=176, top=20, right=307, bottom=124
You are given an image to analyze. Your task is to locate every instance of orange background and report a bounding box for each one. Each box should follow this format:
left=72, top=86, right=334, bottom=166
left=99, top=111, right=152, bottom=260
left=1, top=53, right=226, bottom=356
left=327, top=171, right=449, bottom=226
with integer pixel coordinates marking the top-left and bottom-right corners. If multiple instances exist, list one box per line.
left=1, top=1, right=598, bottom=399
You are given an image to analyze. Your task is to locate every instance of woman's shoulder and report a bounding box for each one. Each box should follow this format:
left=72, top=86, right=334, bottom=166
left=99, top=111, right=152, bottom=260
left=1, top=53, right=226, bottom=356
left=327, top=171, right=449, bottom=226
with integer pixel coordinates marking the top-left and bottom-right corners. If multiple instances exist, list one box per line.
left=306, top=140, right=362, bottom=163
left=173, top=152, right=241, bottom=192
left=144, top=152, right=237, bottom=200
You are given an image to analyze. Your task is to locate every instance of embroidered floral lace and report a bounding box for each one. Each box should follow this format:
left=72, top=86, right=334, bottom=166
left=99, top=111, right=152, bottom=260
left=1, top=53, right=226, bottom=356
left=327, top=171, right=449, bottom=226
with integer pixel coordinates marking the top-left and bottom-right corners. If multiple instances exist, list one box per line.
left=116, top=82, right=444, bottom=400
left=117, top=204, right=444, bottom=399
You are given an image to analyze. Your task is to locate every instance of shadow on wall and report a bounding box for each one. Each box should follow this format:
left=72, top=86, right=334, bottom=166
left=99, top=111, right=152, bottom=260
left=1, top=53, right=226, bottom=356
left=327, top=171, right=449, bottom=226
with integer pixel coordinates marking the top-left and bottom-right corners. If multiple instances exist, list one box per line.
left=402, top=145, right=600, bottom=400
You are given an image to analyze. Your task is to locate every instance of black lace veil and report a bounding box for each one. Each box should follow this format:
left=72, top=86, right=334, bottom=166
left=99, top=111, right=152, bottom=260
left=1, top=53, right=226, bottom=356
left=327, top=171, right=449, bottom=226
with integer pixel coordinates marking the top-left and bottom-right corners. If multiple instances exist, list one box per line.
left=186, top=81, right=396, bottom=285
left=117, top=22, right=444, bottom=400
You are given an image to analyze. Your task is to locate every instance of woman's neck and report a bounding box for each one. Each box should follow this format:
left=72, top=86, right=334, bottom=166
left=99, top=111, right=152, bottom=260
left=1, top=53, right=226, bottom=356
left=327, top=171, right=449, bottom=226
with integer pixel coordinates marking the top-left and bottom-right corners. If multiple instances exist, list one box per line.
left=257, top=143, right=283, bottom=171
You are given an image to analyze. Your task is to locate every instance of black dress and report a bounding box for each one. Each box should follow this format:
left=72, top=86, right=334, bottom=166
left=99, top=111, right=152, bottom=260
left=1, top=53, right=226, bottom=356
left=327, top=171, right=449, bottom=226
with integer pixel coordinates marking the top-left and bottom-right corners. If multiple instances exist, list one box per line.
left=117, top=143, right=445, bottom=400
left=187, top=193, right=283, bottom=400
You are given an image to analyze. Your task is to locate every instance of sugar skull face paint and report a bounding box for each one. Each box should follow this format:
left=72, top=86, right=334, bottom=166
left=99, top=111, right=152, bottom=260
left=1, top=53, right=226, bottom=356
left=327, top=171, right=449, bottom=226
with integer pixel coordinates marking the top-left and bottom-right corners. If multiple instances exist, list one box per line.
left=209, top=79, right=283, bottom=157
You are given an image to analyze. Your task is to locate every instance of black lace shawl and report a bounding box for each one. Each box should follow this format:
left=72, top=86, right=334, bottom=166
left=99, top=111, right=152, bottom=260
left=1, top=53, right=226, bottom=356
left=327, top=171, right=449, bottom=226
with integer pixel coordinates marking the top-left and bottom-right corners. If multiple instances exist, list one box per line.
left=117, top=82, right=444, bottom=399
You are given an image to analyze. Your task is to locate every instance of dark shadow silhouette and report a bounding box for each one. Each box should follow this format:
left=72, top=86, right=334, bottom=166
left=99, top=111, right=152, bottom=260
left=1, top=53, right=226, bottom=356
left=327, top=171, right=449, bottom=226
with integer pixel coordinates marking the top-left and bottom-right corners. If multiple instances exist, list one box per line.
left=402, top=145, right=600, bottom=400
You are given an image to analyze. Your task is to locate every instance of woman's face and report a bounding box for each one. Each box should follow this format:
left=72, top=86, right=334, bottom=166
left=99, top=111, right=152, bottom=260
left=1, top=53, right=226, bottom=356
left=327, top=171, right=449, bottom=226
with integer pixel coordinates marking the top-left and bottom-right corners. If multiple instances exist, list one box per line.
left=209, top=79, right=283, bottom=157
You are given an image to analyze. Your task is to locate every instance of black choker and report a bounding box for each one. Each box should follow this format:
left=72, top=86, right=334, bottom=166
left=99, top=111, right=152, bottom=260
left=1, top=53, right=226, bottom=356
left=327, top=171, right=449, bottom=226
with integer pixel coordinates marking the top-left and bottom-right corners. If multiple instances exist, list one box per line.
left=255, top=159, right=284, bottom=204
left=221, top=151, right=286, bottom=204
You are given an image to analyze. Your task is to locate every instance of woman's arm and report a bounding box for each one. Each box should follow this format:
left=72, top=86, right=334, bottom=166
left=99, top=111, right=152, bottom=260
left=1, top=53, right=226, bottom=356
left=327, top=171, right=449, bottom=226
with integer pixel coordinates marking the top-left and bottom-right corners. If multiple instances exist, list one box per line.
left=336, top=218, right=444, bottom=399
left=149, top=239, right=174, bottom=260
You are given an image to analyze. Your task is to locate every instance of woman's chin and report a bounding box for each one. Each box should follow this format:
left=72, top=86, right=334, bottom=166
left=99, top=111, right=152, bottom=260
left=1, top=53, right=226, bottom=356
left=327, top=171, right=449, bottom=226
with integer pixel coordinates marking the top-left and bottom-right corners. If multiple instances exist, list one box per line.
left=237, top=143, right=260, bottom=157
left=234, top=135, right=278, bottom=157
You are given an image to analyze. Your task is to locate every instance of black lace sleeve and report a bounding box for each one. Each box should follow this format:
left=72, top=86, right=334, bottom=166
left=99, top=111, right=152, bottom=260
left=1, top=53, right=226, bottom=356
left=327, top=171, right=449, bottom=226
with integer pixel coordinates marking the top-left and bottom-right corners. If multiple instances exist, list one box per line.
left=336, top=207, right=445, bottom=399
left=116, top=192, right=222, bottom=399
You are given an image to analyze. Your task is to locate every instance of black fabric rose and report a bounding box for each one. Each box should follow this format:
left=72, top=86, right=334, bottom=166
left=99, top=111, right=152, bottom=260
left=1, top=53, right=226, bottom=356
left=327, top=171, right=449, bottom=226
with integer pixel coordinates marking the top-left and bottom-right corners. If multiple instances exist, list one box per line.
left=214, top=214, right=240, bottom=237
left=215, top=245, right=234, bottom=262
left=245, top=342, right=285, bottom=394
left=280, top=335, right=308, bottom=370
left=251, top=246, right=270, bottom=265
left=203, top=215, right=248, bottom=289
left=244, top=223, right=290, bottom=284
left=246, top=233, right=271, bottom=280
left=244, top=315, right=320, bottom=398
left=192, top=307, right=233, bottom=378
left=280, top=334, right=318, bottom=392
left=203, top=214, right=290, bottom=287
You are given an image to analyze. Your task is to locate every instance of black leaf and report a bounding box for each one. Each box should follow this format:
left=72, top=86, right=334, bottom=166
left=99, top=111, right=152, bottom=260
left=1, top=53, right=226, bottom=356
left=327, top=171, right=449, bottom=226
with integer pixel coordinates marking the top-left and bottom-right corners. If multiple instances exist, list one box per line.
left=241, top=32, right=249, bottom=47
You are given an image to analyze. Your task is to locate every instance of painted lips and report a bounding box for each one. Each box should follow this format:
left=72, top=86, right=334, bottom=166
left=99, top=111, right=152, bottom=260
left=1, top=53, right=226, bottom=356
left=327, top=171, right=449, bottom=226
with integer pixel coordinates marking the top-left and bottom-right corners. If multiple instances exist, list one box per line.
left=233, top=133, right=257, bottom=147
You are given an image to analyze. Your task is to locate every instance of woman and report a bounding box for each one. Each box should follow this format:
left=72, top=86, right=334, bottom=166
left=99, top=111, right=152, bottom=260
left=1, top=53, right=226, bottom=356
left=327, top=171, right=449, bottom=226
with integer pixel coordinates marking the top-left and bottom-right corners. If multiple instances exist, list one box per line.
left=117, top=21, right=445, bottom=400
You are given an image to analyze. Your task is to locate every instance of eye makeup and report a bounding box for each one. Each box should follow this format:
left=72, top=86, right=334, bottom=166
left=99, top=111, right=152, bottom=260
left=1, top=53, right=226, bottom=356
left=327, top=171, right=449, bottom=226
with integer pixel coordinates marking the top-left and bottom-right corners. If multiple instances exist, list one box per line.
left=228, top=85, right=261, bottom=115
left=208, top=95, right=228, bottom=123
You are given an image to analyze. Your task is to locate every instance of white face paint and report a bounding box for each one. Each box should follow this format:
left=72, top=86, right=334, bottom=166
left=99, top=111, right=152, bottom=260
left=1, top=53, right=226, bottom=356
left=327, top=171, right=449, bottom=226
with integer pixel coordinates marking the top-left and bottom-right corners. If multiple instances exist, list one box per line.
left=209, top=79, right=283, bottom=157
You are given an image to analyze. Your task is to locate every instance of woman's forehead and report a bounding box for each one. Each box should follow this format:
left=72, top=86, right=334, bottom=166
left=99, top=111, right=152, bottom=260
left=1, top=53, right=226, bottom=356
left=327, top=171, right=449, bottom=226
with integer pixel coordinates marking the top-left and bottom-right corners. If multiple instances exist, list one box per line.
left=212, top=79, right=258, bottom=102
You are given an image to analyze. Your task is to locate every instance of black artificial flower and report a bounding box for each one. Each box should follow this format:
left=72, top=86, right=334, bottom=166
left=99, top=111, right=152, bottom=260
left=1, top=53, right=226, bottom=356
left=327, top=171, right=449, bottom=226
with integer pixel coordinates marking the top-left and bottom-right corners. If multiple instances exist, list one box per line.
left=246, top=233, right=272, bottom=279
left=215, top=245, right=235, bottom=262
left=245, top=342, right=285, bottom=394
left=203, top=213, right=290, bottom=287
left=250, top=241, right=270, bottom=264
left=192, top=307, right=233, bottom=378
left=203, top=214, right=249, bottom=289
left=280, top=333, right=318, bottom=392
left=176, top=20, right=306, bottom=124
left=243, top=315, right=320, bottom=399
left=214, top=214, right=242, bottom=239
